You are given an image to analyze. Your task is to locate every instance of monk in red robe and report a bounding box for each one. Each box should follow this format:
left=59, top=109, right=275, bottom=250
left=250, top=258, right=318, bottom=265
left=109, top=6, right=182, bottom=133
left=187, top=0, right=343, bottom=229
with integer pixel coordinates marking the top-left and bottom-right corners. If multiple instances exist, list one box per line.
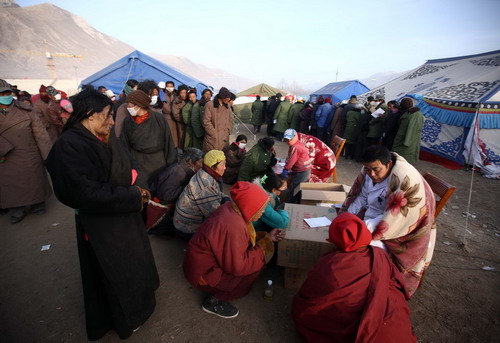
left=183, top=181, right=284, bottom=318
left=292, top=212, right=416, bottom=343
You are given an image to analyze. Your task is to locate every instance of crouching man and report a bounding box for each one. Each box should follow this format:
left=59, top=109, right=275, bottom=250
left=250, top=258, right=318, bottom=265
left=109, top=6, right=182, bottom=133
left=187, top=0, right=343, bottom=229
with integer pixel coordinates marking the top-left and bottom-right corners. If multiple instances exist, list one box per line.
left=183, top=181, right=285, bottom=318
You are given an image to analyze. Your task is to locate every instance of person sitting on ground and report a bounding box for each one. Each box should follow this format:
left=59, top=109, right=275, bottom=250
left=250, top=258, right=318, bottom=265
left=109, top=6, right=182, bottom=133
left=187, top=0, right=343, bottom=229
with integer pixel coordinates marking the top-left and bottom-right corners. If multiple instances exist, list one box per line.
left=121, top=90, right=177, bottom=183
left=297, top=132, right=336, bottom=183
left=340, top=145, right=436, bottom=295
left=253, top=173, right=289, bottom=232
left=237, top=136, right=276, bottom=182
left=292, top=212, right=416, bottom=343
left=282, top=129, right=313, bottom=203
left=147, top=148, right=205, bottom=237
left=222, top=134, right=247, bottom=184
left=183, top=181, right=285, bottom=319
left=173, top=150, right=230, bottom=240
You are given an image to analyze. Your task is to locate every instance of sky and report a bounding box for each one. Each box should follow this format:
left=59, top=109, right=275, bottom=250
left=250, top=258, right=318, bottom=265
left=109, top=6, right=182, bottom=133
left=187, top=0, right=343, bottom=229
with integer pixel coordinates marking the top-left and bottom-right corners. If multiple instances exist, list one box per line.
left=16, top=0, right=500, bottom=88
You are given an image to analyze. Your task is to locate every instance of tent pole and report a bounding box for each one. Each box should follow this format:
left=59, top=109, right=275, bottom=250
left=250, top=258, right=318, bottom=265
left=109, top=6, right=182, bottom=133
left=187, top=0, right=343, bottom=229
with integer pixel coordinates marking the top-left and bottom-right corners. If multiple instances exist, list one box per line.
left=461, top=102, right=481, bottom=249
left=232, top=112, right=257, bottom=141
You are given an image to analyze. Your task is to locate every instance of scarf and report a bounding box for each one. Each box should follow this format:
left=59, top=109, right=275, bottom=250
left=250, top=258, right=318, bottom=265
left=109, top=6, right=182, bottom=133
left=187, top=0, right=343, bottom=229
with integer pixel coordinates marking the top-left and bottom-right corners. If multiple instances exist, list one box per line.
left=202, top=164, right=222, bottom=182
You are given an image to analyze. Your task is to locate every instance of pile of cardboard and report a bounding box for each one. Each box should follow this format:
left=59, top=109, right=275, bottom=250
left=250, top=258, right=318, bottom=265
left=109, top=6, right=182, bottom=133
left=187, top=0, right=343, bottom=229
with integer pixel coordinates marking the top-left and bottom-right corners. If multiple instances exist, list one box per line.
left=277, top=183, right=350, bottom=289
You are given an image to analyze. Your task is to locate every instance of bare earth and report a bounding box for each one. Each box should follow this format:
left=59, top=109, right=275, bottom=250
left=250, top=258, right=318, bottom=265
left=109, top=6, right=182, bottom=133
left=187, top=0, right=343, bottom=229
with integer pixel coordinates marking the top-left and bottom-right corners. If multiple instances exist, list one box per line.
left=1, top=125, right=499, bottom=343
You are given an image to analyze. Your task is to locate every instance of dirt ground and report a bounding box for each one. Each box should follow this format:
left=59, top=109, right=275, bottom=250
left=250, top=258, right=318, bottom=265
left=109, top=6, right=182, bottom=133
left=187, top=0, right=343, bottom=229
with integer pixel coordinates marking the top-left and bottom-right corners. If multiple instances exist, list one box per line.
left=1, top=124, right=499, bottom=343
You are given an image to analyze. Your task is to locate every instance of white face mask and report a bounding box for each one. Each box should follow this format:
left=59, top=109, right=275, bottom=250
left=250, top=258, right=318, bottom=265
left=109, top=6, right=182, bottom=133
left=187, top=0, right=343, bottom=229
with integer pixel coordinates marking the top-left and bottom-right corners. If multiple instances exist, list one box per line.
left=150, top=95, right=158, bottom=105
left=238, top=143, right=247, bottom=149
left=55, top=93, right=62, bottom=101
left=127, top=106, right=139, bottom=117
left=166, top=87, right=174, bottom=93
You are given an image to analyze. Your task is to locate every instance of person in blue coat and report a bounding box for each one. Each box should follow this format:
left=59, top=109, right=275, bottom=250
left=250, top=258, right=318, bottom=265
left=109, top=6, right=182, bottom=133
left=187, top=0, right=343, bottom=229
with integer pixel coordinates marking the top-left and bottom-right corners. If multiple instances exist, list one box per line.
left=253, top=173, right=289, bottom=232
left=314, top=97, right=333, bottom=143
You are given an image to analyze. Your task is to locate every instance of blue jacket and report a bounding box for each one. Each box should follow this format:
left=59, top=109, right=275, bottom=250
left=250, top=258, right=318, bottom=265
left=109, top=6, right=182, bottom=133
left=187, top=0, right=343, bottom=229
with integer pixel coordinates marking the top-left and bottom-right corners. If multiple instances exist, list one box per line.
left=253, top=193, right=289, bottom=232
left=315, top=102, right=333, bottom=128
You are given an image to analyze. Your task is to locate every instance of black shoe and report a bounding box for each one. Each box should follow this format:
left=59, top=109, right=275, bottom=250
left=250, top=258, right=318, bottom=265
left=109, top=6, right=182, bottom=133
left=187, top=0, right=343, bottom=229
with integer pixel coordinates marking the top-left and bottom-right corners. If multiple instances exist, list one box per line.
left=202, top=295, right=239, bottom=319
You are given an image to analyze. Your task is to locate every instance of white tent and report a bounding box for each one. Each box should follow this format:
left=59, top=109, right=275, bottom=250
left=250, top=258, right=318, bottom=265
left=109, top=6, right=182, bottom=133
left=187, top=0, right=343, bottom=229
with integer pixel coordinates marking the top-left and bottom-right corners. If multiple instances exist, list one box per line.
left=357, top=50, right=500, bottom=167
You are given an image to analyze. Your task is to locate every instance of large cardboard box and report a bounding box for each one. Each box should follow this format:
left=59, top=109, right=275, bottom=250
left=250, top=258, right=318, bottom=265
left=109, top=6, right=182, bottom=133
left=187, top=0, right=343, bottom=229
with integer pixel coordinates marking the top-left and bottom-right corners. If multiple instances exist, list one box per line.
left=277, top=204, right=337, bottom=270
left=296, top=183, right=349, bottom=206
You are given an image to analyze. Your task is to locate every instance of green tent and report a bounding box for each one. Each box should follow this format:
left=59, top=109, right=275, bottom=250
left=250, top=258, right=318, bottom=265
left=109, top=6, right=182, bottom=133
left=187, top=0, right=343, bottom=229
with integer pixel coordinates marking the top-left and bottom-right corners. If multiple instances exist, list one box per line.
left=236, top=83, right=286, bottom=97
left=234, top=83, right=286, bottom=123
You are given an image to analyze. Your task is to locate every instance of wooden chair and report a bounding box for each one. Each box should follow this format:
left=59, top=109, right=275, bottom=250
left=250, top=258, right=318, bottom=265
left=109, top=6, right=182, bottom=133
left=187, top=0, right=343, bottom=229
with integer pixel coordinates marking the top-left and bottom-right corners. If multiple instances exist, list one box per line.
left=422, top=172, right=456, bottom=219
left=331, top=136, right=346, bottom=183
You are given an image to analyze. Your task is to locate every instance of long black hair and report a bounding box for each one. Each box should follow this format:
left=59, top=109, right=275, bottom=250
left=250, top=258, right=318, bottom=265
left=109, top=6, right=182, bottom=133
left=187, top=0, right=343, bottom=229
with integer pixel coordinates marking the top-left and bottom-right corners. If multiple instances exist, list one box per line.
left=63, top=89, right=113, bottom=132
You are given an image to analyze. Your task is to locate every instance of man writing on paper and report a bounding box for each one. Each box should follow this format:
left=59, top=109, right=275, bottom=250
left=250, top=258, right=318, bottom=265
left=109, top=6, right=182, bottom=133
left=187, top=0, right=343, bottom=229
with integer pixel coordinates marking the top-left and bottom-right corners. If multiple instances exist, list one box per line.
left=339, top=145, right=436, bottom=295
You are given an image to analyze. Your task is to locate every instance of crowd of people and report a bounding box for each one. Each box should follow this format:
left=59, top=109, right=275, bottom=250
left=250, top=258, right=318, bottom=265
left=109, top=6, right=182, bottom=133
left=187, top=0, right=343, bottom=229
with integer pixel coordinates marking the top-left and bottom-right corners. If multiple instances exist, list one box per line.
left=0, top=78, right=435, bottom=342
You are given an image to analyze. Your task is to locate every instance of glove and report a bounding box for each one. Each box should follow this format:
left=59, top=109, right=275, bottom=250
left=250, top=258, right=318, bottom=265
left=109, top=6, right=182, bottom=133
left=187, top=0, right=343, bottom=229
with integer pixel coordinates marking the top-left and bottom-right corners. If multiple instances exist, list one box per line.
left=282, top=169, right=289, bottom=178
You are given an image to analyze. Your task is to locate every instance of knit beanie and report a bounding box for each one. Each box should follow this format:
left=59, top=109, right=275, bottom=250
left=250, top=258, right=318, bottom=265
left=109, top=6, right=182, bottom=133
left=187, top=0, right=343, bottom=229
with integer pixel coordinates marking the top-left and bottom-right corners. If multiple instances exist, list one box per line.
left=203, top=149, right=225, bottom=168
left=46, top=86, right=58, bottom=96
left=218, top=87, right=231, bottom=99
left=230, top=182, right=269, bottom=222
left=400, top=97, right=414, bottom=111
left=126, top=90, right=151, bottom=109
left=327, top=212, right=372, bottom=252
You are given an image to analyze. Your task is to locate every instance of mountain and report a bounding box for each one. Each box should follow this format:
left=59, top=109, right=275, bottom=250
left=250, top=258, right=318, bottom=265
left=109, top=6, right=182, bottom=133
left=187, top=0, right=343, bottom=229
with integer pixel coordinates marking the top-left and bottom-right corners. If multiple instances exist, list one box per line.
left=0, top=3, right=135, bottom=80
left=149, top=53, right=257, bottom=92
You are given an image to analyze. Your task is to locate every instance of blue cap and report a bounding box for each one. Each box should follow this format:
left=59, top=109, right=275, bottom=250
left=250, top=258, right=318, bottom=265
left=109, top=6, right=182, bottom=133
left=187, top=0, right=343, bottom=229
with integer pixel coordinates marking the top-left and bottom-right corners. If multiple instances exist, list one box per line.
left=283, top=128, right=296, bottom=140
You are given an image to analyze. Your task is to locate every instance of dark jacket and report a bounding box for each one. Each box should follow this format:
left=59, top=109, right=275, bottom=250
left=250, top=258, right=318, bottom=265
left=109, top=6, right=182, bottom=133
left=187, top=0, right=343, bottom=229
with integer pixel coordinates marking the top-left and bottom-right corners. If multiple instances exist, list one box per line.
left=121, top=110, right=177, bottom=183
left=222, top=142, right=246, bottom=184
left=237, top=140, right=274, bottom=182
left=150, top=161, right=194, bottom=205
left=46, top=123, right=159, bottom=340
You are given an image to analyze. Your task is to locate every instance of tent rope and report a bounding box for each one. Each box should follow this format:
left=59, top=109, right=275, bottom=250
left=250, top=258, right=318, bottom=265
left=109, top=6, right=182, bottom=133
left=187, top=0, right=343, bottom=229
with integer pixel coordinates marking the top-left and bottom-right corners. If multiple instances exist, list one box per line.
left=232, top=111, right=256, bottom=141
left=121, top=57, right=136, bottom=93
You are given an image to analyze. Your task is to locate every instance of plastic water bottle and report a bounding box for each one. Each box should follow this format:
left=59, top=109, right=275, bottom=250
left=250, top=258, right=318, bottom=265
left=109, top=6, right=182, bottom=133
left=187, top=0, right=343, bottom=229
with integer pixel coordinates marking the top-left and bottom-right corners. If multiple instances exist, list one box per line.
left=263, top=280, right=273, bottom=302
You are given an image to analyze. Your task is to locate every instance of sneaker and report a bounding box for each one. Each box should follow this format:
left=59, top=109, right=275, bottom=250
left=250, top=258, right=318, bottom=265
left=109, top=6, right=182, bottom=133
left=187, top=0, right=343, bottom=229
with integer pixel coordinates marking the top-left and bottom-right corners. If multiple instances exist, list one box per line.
left=202, top=295, right=239, bottom=319
left=10, top=215, right=25, bottom=224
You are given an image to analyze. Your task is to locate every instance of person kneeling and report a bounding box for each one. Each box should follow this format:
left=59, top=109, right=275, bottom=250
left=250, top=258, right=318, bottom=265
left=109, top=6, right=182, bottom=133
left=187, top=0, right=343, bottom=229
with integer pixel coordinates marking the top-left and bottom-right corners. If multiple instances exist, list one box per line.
left=183, top=182, right=285, bottom=318
left=292, top=213, right=416, bottom=343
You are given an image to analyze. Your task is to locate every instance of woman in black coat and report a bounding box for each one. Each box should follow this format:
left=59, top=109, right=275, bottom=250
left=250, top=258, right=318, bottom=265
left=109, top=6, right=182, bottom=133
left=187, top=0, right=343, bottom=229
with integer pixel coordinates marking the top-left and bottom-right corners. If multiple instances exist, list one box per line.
left=46, top=90, right=159, bottom=340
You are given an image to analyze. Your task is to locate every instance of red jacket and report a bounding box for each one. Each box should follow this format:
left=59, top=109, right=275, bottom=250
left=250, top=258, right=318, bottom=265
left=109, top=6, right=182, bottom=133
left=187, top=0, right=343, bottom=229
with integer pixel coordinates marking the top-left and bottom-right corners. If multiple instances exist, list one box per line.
left=285, top=140, right=312, bottom=172
left=183, top=202, right=266, bottom=287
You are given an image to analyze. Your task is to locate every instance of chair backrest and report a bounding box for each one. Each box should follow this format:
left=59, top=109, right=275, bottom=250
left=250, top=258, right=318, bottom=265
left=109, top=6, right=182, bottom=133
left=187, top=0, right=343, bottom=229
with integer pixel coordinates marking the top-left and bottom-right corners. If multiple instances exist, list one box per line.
left=422, top=172, right=456, bottom=219
left=331, top=136, right=346, bottom=160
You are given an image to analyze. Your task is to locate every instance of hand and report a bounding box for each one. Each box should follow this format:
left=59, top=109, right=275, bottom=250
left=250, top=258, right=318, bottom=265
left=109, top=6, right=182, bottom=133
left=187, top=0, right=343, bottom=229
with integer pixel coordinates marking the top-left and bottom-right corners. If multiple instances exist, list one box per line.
left=137, top=187, right=151, bottom=203
left=281, top=169, right=289, bottom=178
left=269, top=228, right=286, bottom=242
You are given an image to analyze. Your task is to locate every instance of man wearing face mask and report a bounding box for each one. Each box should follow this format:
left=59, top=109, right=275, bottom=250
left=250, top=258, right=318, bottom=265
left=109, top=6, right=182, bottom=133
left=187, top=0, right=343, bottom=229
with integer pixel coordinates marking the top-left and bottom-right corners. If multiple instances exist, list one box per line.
left=120, top=90, right=177, bottom=183
left=202, top=87, right=233, bottom=152
left=222, top=134, right=247, bottom=184
left=45, top=86, right=65, bottom=137
left=33, top=84, right=59, bottom=143
left=162, top=81, right=180, bottom=148
left=0, top=79, right=53, bottom=224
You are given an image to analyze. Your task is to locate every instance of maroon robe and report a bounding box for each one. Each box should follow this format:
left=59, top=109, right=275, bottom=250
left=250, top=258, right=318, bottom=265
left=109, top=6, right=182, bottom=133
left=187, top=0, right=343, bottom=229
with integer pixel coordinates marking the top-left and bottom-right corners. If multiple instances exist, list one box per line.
left=292, top=246, right=416, bottom=343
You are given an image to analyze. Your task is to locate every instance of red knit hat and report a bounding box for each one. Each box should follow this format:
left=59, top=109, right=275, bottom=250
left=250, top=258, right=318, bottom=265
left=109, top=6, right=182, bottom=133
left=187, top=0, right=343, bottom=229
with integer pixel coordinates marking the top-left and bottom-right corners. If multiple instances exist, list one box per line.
left=327, top=213, right=372, bottom=252
left=230, top=181, right=269, bottom=222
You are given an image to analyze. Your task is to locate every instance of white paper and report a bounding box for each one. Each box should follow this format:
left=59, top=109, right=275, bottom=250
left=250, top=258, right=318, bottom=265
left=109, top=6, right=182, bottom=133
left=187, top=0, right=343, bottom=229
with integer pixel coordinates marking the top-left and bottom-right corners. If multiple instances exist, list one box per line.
left=304, top=216, right=332, bottom=228
left=371, top=108, right=385, bottom=118
left=41, top=244, right=51, bottom=251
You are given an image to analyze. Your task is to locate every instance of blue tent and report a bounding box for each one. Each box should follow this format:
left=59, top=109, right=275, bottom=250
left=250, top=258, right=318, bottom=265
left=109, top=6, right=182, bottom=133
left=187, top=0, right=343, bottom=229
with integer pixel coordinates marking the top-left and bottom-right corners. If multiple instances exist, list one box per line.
left=80, top=50, right=211, bottom=98
left=310, top=80, right=370, bottom=103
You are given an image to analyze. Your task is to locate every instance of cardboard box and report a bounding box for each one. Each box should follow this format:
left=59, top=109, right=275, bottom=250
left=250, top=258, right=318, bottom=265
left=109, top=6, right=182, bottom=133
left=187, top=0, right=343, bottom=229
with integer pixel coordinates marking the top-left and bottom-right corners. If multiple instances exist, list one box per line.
left=277, top=204, right=337, bottom=269
left=284, top=267, right=309, bottom=289
left=295, top=183, right=349, bottom=206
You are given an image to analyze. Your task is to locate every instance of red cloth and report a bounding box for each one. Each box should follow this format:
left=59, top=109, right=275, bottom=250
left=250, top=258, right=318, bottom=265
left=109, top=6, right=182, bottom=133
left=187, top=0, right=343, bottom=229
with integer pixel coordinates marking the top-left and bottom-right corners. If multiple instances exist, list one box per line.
left=183, top=202, right=265, bottom=301
left=285, top=140, right=312, bottom=172
left=328, top=213, right=372, bottom=252
left=292, top=246, right=416, bottom=343
left=230, top=181, right=268, bottom=222
left=132, top=111, right=150, bottom=125
left=298, top=133, right=336, bottom=182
